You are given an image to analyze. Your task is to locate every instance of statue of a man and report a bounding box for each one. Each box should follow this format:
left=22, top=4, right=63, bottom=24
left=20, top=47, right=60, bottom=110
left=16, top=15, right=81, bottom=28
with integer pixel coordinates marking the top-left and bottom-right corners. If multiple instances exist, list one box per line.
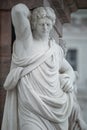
left=1, top=3, right=87, bottom=130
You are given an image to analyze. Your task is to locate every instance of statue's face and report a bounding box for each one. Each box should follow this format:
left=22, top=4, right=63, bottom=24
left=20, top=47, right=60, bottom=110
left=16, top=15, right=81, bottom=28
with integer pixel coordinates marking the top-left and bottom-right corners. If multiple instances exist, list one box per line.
left=35, top=17, right=53, bottom=38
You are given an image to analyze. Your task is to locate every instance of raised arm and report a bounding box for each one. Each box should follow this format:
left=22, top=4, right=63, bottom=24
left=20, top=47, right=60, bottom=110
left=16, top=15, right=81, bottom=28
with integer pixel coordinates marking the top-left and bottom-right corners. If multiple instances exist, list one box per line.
left=11, top=3, right=32, bottom=40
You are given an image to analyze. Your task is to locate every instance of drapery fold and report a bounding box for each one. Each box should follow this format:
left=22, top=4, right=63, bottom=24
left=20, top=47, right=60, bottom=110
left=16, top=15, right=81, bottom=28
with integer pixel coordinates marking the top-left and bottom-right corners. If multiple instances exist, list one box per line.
left=1, top=39, right=73, bottom=130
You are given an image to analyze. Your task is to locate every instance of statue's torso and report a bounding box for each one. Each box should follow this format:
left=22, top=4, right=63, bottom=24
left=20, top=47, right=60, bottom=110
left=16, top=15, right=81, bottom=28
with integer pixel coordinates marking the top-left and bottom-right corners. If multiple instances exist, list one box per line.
left=14, top=38, right=50, bottom=59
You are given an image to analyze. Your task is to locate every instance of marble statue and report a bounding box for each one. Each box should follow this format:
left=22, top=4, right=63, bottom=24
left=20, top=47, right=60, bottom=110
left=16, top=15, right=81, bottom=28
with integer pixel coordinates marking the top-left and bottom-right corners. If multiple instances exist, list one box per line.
left=1, top=3, right=87, bottom=130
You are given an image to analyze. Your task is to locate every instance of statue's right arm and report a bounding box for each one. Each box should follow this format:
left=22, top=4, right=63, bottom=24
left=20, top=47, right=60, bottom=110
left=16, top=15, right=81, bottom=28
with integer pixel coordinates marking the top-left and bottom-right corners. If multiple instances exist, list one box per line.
left=11, top=3, right=32, bottom=39
left=4, top=66, right=23, bottom=90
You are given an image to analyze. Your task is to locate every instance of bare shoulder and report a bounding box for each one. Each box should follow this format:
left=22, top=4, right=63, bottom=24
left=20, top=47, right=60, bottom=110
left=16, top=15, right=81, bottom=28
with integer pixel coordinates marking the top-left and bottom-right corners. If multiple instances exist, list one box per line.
left=12, top=35, right=33, bottom=58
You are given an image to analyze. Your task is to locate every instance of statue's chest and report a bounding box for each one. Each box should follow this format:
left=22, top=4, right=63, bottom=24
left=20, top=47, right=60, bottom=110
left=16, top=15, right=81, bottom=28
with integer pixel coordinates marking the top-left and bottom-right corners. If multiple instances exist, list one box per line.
left=44, top=50, right=60, bottom=72
left=26, top=44, right=49, bottom=59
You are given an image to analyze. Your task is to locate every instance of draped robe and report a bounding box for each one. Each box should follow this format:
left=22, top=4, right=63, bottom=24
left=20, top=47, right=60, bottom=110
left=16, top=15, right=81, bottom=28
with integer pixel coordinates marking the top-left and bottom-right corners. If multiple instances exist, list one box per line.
left=1, top=39, right=73, bottom=130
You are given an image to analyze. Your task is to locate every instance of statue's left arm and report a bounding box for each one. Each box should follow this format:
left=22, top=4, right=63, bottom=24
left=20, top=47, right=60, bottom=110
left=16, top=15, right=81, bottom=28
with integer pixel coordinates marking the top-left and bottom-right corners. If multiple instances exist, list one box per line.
left=59, top=58, right=75, bottom=92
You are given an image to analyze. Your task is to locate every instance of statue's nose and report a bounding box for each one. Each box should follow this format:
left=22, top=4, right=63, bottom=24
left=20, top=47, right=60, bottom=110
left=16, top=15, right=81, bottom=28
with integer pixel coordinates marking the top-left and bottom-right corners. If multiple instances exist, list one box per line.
left=43, top=24, right=47, bottom=30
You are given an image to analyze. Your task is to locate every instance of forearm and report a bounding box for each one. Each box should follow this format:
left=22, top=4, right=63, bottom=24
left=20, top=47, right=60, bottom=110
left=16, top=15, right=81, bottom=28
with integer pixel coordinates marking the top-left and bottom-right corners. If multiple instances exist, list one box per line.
left=59, top=58, right=75, bottom=83
left=4, top=67, right=23, bottom=90
left=11, top=3, right=31, bottom=39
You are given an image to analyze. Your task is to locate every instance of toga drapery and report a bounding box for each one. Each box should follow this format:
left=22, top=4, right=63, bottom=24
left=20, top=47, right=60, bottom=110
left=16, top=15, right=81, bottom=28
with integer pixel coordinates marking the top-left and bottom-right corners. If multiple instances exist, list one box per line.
left=1, top=39, right=73, bottom=130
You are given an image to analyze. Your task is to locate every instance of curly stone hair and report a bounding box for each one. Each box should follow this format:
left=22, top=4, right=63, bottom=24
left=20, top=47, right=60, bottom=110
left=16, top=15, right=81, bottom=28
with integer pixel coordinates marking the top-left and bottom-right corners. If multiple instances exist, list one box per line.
left=31, top=7, right=56, bottom=30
